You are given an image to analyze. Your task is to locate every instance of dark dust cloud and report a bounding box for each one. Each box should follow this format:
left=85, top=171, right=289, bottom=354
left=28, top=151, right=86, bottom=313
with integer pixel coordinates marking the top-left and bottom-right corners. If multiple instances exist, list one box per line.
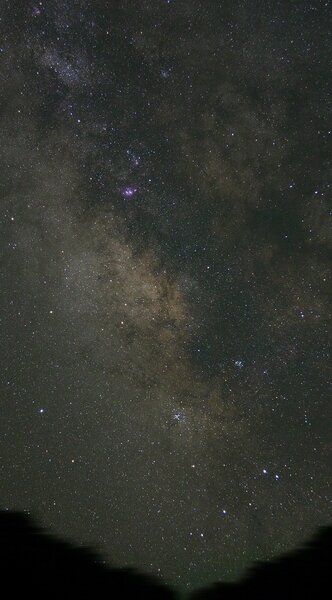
left=0, top=0, right=331, bottom=592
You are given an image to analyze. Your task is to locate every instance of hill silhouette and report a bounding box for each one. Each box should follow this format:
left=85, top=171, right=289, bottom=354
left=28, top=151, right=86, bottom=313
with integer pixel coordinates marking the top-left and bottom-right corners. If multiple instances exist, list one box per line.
left=192, top=524, right=331, bottom=600
left=0, top=511, right=330, bottom=599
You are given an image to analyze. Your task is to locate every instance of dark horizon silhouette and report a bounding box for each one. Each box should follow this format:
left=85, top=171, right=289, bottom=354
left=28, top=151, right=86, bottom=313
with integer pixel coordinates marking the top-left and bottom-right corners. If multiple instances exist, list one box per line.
left=0, top=510, right=330, bottom=599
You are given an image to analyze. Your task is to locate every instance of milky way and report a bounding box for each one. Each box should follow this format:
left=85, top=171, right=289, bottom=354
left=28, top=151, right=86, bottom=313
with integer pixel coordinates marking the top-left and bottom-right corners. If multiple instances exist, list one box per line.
left=0, top=0, right=331, bottom=592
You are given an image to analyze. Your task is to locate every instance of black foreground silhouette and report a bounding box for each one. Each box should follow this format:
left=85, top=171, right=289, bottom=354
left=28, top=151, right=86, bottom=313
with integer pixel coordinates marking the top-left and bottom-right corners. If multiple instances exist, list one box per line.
left=0, top=511, right=330, bottom=599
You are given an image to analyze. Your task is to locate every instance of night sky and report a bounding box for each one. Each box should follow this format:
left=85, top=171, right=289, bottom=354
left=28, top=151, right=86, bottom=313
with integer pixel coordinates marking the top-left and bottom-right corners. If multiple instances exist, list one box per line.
left=0, top=0, right=331, bottom=593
